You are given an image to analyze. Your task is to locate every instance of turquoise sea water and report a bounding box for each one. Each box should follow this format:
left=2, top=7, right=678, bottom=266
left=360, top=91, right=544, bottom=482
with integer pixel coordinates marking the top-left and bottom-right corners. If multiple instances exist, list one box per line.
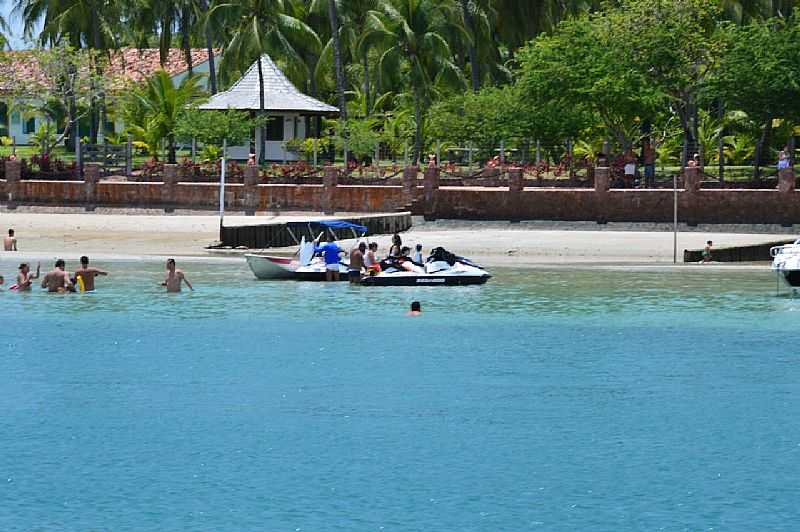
left=1, top=259, right=799, bottom=531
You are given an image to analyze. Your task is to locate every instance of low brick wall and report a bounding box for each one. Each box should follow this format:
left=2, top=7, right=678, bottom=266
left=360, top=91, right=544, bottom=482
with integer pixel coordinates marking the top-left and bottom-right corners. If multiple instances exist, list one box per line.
left=2, top=166, right=799, bottom=226
left=434, top=187, right=800, bottom=225
left=0, top=179, right=407, bottom=213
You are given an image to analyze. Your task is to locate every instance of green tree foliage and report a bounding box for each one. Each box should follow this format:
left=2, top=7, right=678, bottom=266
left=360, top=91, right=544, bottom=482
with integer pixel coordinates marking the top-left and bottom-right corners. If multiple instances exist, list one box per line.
left=124, top=70, right=206, bottom=163
left=514, top=14, right=660, bottom=151
left=175, top=108, right=261, bottom=148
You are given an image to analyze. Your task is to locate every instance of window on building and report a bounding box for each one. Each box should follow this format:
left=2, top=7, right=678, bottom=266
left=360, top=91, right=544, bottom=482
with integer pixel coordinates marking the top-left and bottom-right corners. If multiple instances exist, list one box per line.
left=23, top=117, right=36, bottom=134
left=265, top=116, right=284, bottom=141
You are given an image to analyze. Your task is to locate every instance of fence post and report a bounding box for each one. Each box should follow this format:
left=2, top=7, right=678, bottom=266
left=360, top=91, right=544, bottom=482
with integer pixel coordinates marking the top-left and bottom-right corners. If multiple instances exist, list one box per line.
left=313, top=138, right=318, bottom=168
left=76, top=136, right=82, bottom=179
left=322, top=165, right=337, bottom=215
left=4, top=158, right=21, bottom=208
left=191, top=138, right=197, bottom=162
left=435, top=141, right=441, bottom=167
left=374, top=142, right=380, bottom=171
left=467, top=143, right=473, bottom=172
left=84, top=162, right=101, bottom=211
left=423, top=157, right=439, bottom=221
left=535, top=139, right=541, bottom=163
left=778, top=167, right=796, bottom=193
left=499, top=139, right=505, bottom=165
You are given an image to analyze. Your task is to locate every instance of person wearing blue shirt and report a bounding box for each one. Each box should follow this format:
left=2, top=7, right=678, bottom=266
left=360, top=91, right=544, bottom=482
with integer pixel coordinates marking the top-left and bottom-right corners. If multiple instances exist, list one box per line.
left=315, top=234, right=344, bottom=281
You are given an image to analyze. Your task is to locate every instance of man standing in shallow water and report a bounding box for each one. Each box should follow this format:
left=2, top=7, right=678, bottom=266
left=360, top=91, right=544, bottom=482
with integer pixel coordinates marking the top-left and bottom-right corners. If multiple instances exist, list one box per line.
left=162, top=258, right=193, bottom=293
left=73, top=256, right=108, bottom=292
left=41, top=259, right=74, bottom=293
left=16, top=262, right=40, bottom=291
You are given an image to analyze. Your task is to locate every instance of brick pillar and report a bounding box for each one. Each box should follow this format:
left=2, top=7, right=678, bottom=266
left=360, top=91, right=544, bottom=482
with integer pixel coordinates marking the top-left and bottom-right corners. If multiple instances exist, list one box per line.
left=162, top=163, right=178, bottom=212
left=594, top=166, right=610, bottom=193
left=508, top=167, right=524, bottom=193
left=594, top=166, right=610, bottom=224
left=322, top=165, right=337, bottom=215
left=683, top=166, right=701, bottom=193
left=243, top=165, right=260, bottom=215
left=423, top=162, right=439, bottom=221
left=84, top=162, right=101, bottom=211
left=4, top=159, right=21, bottom=208
left=402, top=165, right=419, bottom=207
left=778, top=167, right=796, bottom=193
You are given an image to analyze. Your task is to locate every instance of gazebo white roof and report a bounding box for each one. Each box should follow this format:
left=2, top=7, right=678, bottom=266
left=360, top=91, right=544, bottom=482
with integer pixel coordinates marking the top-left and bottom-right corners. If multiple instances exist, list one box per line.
left=199, top=54, right=339, bottom=115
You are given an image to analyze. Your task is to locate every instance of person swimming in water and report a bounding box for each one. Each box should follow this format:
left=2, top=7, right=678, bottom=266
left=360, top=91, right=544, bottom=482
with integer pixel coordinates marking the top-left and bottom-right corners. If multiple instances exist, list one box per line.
left=407, top=301, right=422, bottom=317
left=162, top=258, right=193, bottom=292
left=41, top=259, right=74, bottom=293
left=73, top=255, right=108, bottom=292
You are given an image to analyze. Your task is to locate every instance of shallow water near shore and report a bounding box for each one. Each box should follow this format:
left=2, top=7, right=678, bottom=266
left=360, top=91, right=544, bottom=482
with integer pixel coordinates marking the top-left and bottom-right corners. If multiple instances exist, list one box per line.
left=1, top=259, right=799, bottom=530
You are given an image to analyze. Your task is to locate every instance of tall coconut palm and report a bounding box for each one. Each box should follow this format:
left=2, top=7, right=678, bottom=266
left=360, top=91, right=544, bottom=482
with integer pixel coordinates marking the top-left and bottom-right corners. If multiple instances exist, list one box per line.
left=220, top=0, right=321, bottom=162
left=326, top=0, right=347, bottom=120
left=129, top=70, right=206, bottom=163
left=368, top=0, right=466, bottom=163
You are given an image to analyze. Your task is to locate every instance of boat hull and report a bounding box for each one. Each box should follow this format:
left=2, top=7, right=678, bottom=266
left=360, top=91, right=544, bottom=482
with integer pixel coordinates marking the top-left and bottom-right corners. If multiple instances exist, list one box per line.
left=245, top=254, right=297, bottom=280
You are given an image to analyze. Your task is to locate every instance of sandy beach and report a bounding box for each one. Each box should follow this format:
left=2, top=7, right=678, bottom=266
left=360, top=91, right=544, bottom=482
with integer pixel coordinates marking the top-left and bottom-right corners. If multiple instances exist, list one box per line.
left=0, top=208, right=795, bottom=266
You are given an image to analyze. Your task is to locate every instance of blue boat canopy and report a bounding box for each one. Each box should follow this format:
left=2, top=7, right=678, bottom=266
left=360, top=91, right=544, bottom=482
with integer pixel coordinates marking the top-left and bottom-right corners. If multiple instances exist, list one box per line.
left=287, top=220, right=368, bottom=234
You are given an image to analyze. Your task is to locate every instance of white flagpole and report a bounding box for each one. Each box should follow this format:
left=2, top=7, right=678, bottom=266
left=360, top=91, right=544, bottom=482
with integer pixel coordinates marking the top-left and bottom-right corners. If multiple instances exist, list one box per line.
left=219, top=138, right=227, bottom=232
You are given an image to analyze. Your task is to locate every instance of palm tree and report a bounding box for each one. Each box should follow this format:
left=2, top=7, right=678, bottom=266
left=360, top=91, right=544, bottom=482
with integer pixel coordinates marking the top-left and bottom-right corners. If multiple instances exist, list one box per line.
left=15, top=0, right=123, bottom=144
left=0, top=15, right=10, bottom=49
left=326, top=0, right=348, bottom=120
left=220, top=0, right=321, bottom=162
left=129, top=70, right=206, bottom=163
left=369, top=0, right=466, bottom=163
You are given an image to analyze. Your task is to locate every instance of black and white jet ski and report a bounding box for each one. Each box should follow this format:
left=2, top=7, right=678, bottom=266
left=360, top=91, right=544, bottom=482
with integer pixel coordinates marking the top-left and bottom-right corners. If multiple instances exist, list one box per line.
left=361, top=247, right=491, bottom=286
left=771, top=239, right=800, bottom=288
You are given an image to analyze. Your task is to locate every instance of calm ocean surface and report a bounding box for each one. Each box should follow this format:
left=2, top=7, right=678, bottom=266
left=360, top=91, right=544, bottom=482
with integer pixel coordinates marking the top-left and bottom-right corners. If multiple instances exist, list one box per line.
left=1, top=258, right=798, bottom=531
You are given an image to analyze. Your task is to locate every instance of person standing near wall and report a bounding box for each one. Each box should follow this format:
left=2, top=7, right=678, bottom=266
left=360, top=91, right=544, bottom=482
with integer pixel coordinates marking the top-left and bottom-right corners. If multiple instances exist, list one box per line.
left=643, top=140, right=656, bottom=188
left=4, top=229, right=17, bottom=251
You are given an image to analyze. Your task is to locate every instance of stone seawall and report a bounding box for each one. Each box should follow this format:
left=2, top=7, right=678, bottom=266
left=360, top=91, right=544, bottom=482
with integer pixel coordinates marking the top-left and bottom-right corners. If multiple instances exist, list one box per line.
left=1, top=161, right=799, bottom=226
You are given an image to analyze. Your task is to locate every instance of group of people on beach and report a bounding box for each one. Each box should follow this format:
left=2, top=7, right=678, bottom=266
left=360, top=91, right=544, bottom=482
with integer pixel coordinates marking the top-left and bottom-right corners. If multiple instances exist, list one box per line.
left=314, top=232, right=424, bottom=283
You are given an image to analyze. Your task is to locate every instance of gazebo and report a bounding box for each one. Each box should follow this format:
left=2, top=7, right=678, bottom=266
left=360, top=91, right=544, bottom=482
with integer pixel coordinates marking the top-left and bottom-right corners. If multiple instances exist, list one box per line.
left=199, top=54, right=339, bottom=162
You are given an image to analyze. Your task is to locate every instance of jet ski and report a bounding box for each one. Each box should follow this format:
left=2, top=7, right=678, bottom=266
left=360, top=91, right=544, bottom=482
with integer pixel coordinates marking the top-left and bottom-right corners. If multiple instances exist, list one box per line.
left=361, top=247, right=491, bottom=286
left=771, top=239, right=800, bottom=288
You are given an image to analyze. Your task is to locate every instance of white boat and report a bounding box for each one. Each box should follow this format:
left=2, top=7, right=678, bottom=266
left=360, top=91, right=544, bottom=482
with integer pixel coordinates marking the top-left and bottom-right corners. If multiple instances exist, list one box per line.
left=771, top=239, right=800, bottom=288
left=245, top=237, right=350, bottom=282
left=361, top=247, right=491, bottom=286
